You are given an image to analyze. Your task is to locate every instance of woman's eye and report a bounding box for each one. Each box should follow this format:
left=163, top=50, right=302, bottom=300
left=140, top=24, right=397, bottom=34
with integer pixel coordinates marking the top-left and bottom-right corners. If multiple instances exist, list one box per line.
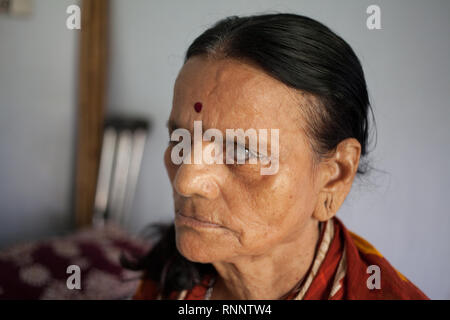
left=226, top=143, right=258, bottom=164
left=236, top=145, right=250, bottom=162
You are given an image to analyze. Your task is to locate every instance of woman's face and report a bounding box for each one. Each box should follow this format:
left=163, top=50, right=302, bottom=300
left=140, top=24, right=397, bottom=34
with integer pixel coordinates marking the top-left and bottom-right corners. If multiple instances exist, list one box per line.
left=164, top=56, right=323, bottom=263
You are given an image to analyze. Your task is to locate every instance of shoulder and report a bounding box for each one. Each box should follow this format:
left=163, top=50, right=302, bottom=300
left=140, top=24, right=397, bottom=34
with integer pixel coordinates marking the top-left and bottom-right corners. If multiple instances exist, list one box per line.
left=334, top=218, right=429, bottom=300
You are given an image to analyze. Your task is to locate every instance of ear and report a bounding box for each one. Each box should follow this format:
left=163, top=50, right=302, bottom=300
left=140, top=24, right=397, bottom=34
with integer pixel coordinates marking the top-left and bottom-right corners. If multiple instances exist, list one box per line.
left=312, top=138, right=361, bottom=222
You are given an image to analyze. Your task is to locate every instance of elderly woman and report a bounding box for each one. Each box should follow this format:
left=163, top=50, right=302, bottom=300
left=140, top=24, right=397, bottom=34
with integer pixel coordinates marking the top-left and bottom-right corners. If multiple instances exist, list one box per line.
left=130, top=13, right=428, bottom=300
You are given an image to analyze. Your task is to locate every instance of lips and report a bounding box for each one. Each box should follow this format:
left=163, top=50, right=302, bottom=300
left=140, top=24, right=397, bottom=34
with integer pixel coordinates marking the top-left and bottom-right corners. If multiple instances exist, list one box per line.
left=175, top=210, right=222, bottom=228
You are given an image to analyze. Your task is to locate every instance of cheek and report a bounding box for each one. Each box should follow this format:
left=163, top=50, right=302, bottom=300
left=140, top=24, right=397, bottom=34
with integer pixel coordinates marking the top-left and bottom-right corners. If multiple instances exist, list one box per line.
left=229, top=168, right=316, bottom=251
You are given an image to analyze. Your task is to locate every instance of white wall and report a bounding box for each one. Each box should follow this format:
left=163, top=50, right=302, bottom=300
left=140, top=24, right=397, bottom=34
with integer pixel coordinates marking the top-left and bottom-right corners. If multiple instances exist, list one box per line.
left=0, top=0, right=79, bottom=247
left=108, top=0, right=450, bottom=299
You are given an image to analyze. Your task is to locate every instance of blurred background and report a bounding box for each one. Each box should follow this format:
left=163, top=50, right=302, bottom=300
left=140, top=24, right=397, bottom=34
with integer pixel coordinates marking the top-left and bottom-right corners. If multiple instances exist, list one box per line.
left=0, top=0, right=449, bottom=299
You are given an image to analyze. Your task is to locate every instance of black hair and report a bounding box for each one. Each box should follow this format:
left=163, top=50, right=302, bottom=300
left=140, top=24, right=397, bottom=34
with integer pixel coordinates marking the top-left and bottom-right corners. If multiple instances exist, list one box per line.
left=123, top=13, right=375, bottom=298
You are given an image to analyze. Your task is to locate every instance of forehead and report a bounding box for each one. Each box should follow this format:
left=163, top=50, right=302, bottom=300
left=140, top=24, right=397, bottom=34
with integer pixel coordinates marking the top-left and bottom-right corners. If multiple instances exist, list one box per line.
left=172, top=56, right=303, bottom=132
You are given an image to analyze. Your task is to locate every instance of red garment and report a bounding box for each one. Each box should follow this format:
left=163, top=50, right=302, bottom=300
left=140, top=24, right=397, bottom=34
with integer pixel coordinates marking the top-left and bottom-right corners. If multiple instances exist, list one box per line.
left=133, top=217, right=428, bottom=300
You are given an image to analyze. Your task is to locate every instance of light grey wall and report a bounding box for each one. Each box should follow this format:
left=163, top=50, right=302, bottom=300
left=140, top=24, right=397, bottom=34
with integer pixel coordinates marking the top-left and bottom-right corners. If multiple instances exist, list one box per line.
left=108, top=0, right=450, bottom=299
left=3, top=0, right=446, bottom=300
left=0, top=0, right=79, bottom=247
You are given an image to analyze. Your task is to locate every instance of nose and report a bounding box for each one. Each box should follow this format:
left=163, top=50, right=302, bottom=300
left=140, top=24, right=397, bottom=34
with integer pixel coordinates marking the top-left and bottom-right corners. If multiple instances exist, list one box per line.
left=172, top=142, right=222, bottom=199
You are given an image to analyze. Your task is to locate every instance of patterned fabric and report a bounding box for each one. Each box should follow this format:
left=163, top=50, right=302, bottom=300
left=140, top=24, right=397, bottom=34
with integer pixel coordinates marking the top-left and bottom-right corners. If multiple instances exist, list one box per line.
left=0, top=224, right=150, bottom=300
left=292, top=219, right=334, bottom=299
left=133, top=217, right=429, bottom=300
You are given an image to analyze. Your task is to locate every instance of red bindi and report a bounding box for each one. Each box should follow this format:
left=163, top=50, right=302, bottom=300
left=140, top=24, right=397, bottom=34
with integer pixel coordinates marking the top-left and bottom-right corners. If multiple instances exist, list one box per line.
left=194, top=102, right=203, bottom=113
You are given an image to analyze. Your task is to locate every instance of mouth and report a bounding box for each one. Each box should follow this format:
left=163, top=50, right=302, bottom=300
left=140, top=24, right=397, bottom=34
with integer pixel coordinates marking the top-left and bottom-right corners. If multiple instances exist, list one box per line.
left=175, top=210, right=222, bottom=229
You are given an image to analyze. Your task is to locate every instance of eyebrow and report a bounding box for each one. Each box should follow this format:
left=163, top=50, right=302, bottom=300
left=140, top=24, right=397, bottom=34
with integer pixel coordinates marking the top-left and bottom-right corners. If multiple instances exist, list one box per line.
left=166, top=119, right=182, bottom=133
left=166, top=120, right=271, bottom=150
left=166, top=119, right=207, bottom=133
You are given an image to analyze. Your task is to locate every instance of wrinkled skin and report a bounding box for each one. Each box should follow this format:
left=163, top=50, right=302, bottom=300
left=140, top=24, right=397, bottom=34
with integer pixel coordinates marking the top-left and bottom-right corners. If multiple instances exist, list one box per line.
left=164, top=56, right=361, bottom=299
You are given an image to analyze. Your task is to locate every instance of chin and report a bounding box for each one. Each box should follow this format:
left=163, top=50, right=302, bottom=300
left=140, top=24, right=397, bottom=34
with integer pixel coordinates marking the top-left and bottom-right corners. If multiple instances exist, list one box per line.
left=175, top=227, right=225, bottom=263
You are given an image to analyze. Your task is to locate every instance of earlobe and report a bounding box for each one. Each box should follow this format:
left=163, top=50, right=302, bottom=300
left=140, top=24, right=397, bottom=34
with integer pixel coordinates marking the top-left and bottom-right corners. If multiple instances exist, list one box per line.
left=325, top=193, right=333, bottom=212
left=313, top=192, right=335, bottom=221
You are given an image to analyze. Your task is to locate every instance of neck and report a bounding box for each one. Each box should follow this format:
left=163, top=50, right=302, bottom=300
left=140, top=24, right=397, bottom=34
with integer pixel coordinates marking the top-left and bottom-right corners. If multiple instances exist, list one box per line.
left=210, top=219, right=320, bottom=300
